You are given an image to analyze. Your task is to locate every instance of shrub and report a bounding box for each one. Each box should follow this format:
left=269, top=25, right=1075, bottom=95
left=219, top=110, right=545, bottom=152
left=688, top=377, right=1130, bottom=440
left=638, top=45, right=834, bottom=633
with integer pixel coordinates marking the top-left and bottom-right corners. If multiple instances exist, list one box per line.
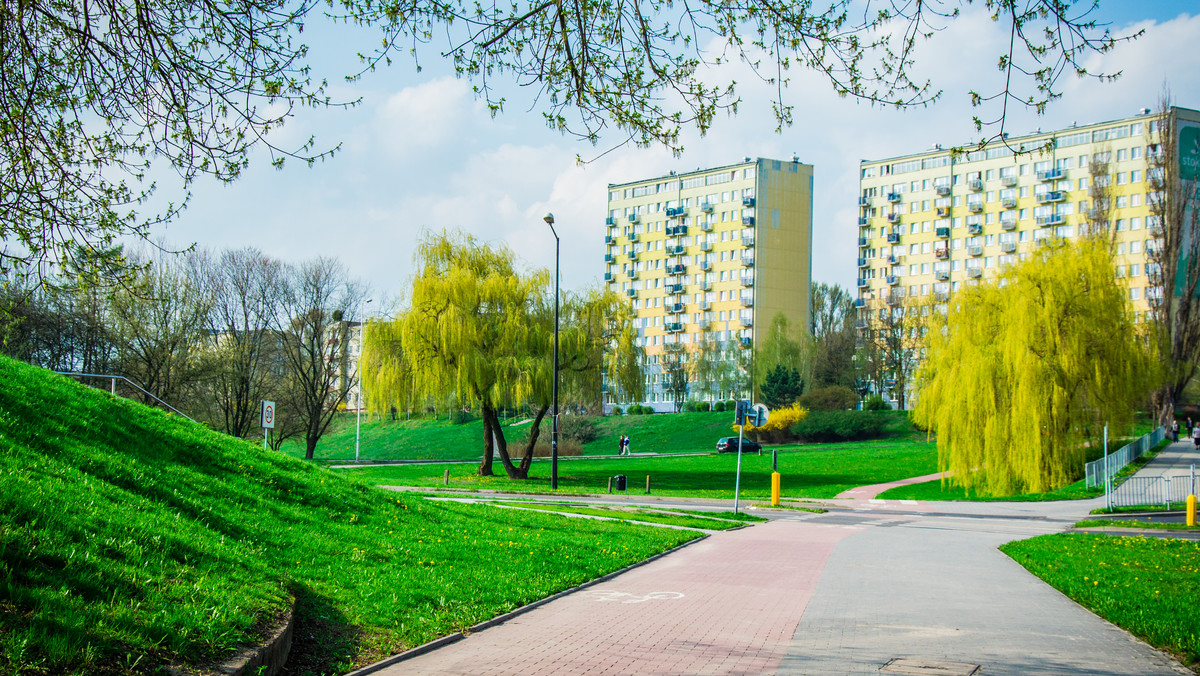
left=863, top=394, right=890, bottom=411
left=511, top=438, right=584, bottom=458
left=792, top=410, right=889, bottom=442
left=451, top=409, right=477, bottom=425
left=796, top=386, right=858, bottom=411
left=557, top=416, right=598, bottom=443
left=682, top=400, right=699, bottom=412
left=712, top=401, right=726, bottom=412
left=740, top=403, right=808, bottom=443
left=725, top=400, right=737, bottom=411
left=610, top=406, right=623, bottom=416
left=696, top=401, right=711, bottom=412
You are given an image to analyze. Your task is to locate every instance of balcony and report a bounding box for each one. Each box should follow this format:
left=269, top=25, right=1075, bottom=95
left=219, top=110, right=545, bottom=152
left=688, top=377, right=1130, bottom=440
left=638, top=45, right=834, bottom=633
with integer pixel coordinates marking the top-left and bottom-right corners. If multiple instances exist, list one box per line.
left=935, top=270, right=949, bottom=281
left=887, top=294, right=904, bottom=307
left=700, top=241, right=713, bottom=252
left=664, top=283, right=683, bottom=294
left=699, top=301, right=711, bottom=311
left=665, top=206, right=685, bottom=217
left=741, top=216, right=755, bottom=227
left=858, top=237, right=870, bottom=247
left=1037, top=168, right=1065, bottom=181
left=626, top=269, right=638, bottom=279
left=854, top=298, right=867, bottom=308
left=857, top=257, right=869, bottom=268
left=936, top=227, right=950, bottom=238
left=856, top=278, right=869, bottom=288
left=700, top=260, right=712, bottom=271
left=886, top=275, right=900, bottom=286
left=741, top=255, right=755, bottom=267
left=1036, top=214, right=1064, bottom=226
left=701, top=221, right=713, bottom=232
left=1001, top=175, right=1018, bottom=187
left=935, top=291, right=950, bottom=302
left=605, top=216, right=615, bottom=225
left=604, top=272, right=615, bottom=282
left=668, top=264, right=687, bottom=275
left=855, top=318, right=869, bottom=329
left=698, top=319, right=711, bottom=330
left=968, top=178, right=984, bottom=191
left=667, top=303, right=685, bottom=314
left=665, top=245, right=685, bottom=256
left=1037, top=191, right=1065, bottom=204
left=857, top=217, right=869, bottom=226
left=1001, top=218, right=1017, bottom=230
left=604, top=235, right=616, bottom=245
left=1001, top=241, right=1016, bottom=252
left=935, top=248, right=949, bottom=260
left=626, top=288, right=637, bottom=298
left=887, top=254, right=902, bottom=265
left=887, top=212, right=901, bottom=223
left=887, top=233, right=901, bottom=243
left=968, top=245, right=983, bottom=256
left=936, top=207, right=950, bottom=217
left=741, top=276, right=755, bottom=287
left=1002, top=197, right=1017, bottom=208
left=628, top=232, right=640, bottom=242
left=741, top=236, right=755, bottom=248
left=740, top=315, right=754, bottom=327
left=665, top=322, right=684, bottom=333
left=887, top=192, right=902, bottom=202
left=967, top=267, right=983, bottom=278
left=701, top=202, right=715, bottom=213
left=666, top=225, right=689, bottom=237
left=627, top=251, right=639, bottom=261
left=968, top=224, right=983, bottom=235
left=629, top=213, right=640, bottom=223
left=858, top=195, right=871, bottom=206
left=700, top=281, right=712, bottom=291
left=739, top=337, right=753, bottom=349
left=968, top=202, right=983, bottom=213
left=936, top=185, right=951, bottom=196
left=740, top=296, right=754, bottom=307
left=743, top=196, right=756, bottom=207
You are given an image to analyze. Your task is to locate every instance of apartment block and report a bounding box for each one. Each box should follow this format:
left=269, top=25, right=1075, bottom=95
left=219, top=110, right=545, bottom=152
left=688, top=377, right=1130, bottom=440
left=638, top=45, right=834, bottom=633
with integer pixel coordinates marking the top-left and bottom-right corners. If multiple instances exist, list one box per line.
left=604, top=157, right=814, bottom=411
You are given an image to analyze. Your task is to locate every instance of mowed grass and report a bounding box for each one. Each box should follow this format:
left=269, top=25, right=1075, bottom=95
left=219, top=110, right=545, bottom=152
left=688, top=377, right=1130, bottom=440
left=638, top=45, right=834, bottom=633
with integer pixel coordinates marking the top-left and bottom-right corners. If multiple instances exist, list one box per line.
left=341, top=440, right=938, bottom=499
left=1001, top=534, right=1200, bottom=668
left=490, top=503, right=761, bottom=530
left=0, top=356, right=699, bottom=675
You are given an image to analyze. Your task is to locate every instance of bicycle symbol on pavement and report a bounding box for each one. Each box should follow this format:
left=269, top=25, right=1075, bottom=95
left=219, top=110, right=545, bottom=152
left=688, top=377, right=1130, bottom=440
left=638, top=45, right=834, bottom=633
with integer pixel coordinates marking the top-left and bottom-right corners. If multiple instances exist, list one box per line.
left=583, top=590, right=685, bottom=604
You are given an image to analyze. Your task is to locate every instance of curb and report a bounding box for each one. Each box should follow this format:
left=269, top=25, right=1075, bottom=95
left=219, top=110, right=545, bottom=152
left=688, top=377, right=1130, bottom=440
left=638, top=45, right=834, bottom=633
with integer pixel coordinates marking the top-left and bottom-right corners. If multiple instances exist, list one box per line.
left=344, top=533, right=711, bottom=675
left=170, top=599, right=295, bottom=676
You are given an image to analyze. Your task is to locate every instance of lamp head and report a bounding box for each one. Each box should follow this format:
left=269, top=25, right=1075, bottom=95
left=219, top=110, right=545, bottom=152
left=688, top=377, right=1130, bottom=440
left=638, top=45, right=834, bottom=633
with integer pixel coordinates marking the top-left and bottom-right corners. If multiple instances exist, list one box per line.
left=543, top=212, right=555, bottom=225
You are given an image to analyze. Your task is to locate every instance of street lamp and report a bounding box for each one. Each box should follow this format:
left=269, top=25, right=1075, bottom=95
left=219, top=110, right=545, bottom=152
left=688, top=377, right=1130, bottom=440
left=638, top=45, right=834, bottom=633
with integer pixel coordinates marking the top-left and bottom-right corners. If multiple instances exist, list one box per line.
left=544, top=212, right=560, bottom=491
left=355, top=297, right=372, bottom=463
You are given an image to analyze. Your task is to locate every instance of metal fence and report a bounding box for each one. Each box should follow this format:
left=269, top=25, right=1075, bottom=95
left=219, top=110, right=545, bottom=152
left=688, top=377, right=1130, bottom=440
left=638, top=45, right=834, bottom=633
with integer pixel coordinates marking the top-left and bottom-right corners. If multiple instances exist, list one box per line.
left=1109, top=470, right=1199, bottom=510
left=1084, top=426, right=1166, bottom=488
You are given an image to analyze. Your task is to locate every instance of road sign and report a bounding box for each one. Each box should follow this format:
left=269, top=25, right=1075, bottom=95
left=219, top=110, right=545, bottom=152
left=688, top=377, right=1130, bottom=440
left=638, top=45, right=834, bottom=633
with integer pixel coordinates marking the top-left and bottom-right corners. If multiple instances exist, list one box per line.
left=261, top=400, right=275, bottom=429
left=734, top=399, right=751, bottom=426
left=750, top=403, right=769, bottom=427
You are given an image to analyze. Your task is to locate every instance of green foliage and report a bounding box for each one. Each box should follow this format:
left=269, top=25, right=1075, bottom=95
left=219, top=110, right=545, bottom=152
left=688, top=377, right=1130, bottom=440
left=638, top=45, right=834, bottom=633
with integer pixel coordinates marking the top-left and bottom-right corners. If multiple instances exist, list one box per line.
left=759, top=364, right=805, bottom=410
left=557, top=415, right=598, bottom=443
left=863, top=394, right=890, bottom=411
left=914, top=239, right=1158, bottom=496
left=792, top=410, right=889, bottom=442
left=753, top=313, right=808, bottom=399
left=450, top=409, right=477, bottom=425
left=1002, top=534, right=1200, bottom=666
left=696, top=401, right=711, bottom=412
left=797, top=385, right=858, bottom=411
left=740, top=403, right=807, bottom=443
left=610, top=406, right=623, bottom=416
left=712, top=401, right=726, bottom=412
left=0, top=354, right=698, bottom=675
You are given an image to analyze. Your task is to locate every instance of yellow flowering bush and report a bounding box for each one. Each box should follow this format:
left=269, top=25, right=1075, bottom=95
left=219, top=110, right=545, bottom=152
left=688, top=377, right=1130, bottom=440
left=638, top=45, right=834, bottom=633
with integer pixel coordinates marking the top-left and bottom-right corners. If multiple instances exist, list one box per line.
left=733, top=402, right=807, bottom=443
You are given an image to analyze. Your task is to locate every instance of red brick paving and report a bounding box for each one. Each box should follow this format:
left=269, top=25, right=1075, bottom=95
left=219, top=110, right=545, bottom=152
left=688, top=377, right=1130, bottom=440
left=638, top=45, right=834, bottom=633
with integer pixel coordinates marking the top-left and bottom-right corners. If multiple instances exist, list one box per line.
left=382, top=520, right=857, bottom=675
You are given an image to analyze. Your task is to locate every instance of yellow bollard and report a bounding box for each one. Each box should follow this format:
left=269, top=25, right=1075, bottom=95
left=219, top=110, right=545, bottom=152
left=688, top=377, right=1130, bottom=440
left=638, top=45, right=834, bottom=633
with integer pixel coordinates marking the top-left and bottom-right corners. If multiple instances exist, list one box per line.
left=771, top=472, right=781, bottom=507
left=1188, top=494, right=1196, bottom=527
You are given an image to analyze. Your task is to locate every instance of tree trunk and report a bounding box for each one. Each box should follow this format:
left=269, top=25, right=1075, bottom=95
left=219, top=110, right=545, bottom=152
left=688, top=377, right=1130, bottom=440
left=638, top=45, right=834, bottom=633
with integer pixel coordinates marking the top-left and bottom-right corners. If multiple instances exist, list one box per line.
left=478, top=410, right=495, bottom=476
left=483, top=402, right=526, bottom=479
left=518, top=405, right=550, bottom=476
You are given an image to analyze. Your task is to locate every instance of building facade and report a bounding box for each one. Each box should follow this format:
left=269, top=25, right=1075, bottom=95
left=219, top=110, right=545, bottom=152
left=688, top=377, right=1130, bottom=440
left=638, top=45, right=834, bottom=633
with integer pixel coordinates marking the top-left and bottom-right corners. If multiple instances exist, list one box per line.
left=604, top=157, right=814, bottom=412
left=855, top=106, right=1200, bottom=406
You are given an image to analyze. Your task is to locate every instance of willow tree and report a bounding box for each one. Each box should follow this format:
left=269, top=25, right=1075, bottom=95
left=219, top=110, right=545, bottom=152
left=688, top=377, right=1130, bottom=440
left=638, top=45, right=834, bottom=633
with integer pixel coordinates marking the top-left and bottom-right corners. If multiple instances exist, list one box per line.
left=914, top=238, right=1156, bottom=496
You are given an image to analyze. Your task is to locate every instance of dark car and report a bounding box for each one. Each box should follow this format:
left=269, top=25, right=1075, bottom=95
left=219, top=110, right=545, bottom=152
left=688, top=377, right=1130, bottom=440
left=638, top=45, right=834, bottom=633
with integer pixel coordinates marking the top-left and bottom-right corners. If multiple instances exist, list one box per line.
left=716, top=437, right=762, bottom=454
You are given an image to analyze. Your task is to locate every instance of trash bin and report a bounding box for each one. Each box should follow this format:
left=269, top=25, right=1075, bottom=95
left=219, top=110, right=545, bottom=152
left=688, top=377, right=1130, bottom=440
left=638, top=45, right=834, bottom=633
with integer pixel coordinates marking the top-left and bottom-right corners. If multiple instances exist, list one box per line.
left=613, top=474, right=627, bottom=491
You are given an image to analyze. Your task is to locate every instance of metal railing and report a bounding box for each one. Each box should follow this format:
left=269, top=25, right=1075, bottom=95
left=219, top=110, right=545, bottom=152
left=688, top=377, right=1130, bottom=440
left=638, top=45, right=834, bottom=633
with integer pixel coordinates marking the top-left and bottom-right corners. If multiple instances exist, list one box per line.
left=1084, top=426, right=1165, bottom=488
left=55, top=371, right=197, bottom=423
left=1108, top=469, right=1198, bottom=510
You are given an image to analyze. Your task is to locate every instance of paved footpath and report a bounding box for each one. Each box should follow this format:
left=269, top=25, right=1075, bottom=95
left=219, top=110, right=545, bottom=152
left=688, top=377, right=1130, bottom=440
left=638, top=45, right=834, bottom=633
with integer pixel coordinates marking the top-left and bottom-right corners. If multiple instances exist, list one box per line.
left=367, top=447, right=1199, bottom=676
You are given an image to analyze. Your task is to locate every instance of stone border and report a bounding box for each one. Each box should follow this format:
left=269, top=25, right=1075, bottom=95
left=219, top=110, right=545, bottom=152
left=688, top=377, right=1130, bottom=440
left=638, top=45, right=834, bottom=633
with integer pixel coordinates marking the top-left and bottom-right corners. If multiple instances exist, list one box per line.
left=345, top=534, right=710, bottom=676
left=169, top=600, right=295, bottom=676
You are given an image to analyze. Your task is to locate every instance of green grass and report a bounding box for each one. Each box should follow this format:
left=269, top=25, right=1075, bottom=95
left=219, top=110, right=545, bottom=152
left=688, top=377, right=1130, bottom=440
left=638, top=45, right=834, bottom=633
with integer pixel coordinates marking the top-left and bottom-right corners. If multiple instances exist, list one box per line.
left=0, top=355, right=699, bottom=675
left=1075, top=519, right=1200, bottom=531
left=339, top=440, right=938, bottom=499
left=491, top=503, right=754, bottom=530
left=1002, top=534, right=1200, bottom=668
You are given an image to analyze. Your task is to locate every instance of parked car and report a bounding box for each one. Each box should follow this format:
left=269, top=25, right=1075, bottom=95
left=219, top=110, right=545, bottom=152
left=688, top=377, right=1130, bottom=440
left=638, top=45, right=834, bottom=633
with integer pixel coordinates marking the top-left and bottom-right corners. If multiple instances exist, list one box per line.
left=716, top=437, right=762, bottom=453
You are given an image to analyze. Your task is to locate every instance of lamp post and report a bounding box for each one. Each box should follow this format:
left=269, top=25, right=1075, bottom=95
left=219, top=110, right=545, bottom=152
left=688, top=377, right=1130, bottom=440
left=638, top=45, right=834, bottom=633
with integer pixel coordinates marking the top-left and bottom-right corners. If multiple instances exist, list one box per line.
left=544, top=213, right=560, bottom=491
left=355, top=298, right=372, bottom=463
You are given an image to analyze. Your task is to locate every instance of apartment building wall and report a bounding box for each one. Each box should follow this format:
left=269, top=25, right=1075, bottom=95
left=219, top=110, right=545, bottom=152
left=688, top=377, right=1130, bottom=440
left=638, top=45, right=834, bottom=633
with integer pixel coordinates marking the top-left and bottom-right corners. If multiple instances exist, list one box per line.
left=604, top=157, right=813, bottom=411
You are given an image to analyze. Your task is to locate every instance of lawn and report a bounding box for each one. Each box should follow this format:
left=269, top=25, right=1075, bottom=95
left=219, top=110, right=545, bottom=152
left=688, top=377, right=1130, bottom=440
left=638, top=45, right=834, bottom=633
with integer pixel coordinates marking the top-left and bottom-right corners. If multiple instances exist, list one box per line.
left=339, top=440, right=939, bottom=499
left=490, top=502, right=764, bottom=530
left=1002, top=534, right=1200, bottom=668
left=0, top=356, right=699, bottom=676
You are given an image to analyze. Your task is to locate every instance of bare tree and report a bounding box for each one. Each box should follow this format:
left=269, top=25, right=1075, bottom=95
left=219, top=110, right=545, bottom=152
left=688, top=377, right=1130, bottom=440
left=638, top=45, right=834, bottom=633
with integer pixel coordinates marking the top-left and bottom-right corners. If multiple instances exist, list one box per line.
left=1086, top=146, right=1115, bottom=238
left=273, top=257, right=366, bottom=459
left=861, top=292, right=923, bottom=410
left=809, top=282, right=857, bottom=390
left=1146, top=95, right=1200, bottom=422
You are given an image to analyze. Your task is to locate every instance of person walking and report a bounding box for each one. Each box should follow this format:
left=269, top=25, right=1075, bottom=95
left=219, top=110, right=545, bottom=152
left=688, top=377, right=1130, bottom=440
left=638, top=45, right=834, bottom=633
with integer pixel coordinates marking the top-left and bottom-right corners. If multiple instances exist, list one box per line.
left=1188, top=417, right=1195, bottom=438
left=617, top=435, right=626, bottom=456
left=1172, top=419, right=1180, bottom=442
left=1193, top=424, right=1200, bottom=450
left=623, top=434, right=632, bottom=456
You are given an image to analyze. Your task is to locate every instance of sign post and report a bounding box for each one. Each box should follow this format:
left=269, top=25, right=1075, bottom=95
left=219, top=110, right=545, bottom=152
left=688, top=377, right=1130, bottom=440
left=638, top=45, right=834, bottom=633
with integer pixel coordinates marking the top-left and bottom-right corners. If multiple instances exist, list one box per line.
left=733, top=402, right=769, bottom=514
left=261, top=400, right=275, bottom=449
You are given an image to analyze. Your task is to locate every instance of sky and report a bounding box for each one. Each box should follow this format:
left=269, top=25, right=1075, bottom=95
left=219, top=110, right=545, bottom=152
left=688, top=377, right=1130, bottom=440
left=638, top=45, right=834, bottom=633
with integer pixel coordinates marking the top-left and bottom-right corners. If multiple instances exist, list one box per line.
left=154, top=2, right=1200, bottom=316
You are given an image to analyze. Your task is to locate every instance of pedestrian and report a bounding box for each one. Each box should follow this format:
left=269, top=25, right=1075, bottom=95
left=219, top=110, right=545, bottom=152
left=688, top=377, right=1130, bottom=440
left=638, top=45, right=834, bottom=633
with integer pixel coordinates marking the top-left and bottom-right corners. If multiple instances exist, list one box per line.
left=1188, top=417, right=1195, bottom=437
left=624, top=434, right=632, bottom=456
left=1193, top=424, right=1200, bottom=450
left=617, top=434, right=625, bottom=456
left=1172, top=419, right=1180, bottom=442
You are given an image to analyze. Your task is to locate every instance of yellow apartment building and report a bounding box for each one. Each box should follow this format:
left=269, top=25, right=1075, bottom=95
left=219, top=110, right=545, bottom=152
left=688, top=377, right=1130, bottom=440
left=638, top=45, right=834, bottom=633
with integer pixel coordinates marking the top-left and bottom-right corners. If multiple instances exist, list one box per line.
left=604, top=157, right=814, bottom=412
left=856, top=105, right=1200, bottom=406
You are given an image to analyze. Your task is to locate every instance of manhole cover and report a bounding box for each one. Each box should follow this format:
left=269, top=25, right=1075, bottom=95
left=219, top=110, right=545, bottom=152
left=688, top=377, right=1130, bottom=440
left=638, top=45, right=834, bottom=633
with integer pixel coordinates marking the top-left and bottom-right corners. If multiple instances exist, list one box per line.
left=881, top=658, right=980, bottom=675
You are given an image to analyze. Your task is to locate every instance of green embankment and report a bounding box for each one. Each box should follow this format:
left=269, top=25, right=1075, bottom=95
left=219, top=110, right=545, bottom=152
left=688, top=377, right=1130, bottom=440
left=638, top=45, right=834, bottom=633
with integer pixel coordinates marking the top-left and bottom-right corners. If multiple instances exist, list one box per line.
left=0, top=356, right=698, bottom=675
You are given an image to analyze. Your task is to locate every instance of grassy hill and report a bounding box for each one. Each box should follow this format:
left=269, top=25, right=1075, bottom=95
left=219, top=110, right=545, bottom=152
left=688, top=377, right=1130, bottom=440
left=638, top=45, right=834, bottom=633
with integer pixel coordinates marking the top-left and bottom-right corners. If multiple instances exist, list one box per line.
left=0, top=356, right=698, bottom=675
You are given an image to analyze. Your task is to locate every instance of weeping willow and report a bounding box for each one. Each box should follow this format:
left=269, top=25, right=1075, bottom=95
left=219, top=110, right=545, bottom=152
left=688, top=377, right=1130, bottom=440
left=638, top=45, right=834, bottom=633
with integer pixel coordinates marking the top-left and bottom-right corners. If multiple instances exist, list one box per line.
left=914, top=238, right=1158, bottom=496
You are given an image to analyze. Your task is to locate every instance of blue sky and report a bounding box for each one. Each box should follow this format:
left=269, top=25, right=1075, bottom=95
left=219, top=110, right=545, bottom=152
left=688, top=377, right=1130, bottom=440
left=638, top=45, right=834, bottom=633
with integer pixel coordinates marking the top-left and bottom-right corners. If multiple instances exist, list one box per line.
left=154, top=3, right=1200, bottom=314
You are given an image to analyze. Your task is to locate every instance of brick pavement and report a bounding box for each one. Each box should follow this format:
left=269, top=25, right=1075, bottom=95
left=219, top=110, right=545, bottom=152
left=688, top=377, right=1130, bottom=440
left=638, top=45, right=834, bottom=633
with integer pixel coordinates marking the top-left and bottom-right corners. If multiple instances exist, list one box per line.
left=380, top=520, right=857, bottom=675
